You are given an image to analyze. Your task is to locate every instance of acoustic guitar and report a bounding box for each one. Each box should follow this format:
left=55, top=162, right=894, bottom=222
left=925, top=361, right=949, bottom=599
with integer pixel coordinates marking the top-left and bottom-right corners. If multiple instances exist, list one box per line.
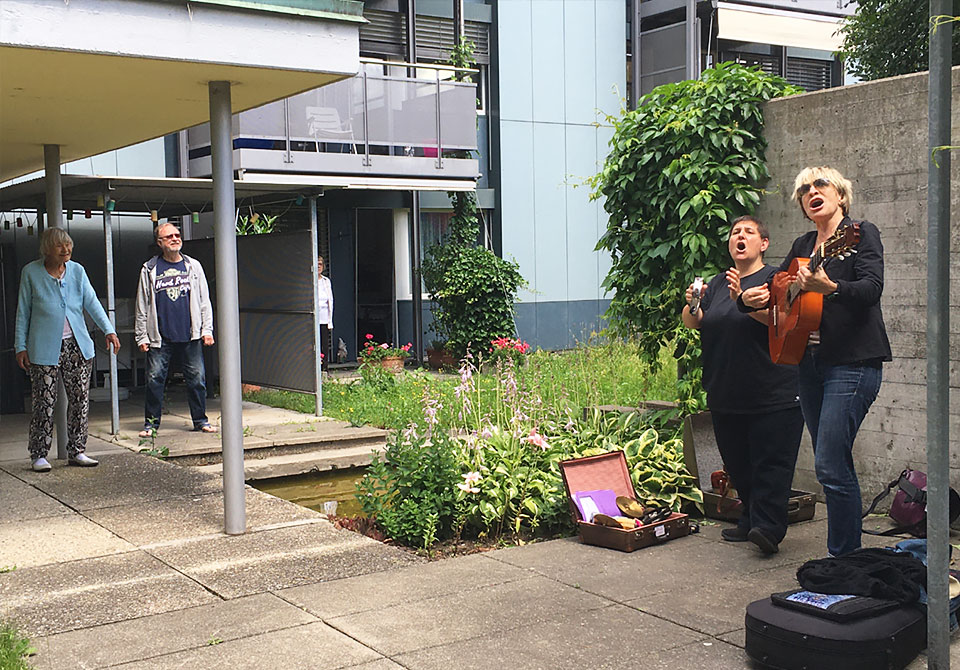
left=768, top=224, right=861, bottom=365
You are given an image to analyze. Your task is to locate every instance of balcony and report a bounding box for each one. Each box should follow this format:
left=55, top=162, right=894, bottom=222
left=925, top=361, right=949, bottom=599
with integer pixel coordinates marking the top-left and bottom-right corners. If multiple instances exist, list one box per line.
left=186, top=61, right=479, bottom=185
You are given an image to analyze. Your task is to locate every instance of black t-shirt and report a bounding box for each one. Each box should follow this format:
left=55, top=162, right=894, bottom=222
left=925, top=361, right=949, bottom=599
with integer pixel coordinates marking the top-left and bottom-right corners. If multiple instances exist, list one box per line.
left=699, top=265, right=800, bottom=414
left=154, top=258, right=192, bottom=343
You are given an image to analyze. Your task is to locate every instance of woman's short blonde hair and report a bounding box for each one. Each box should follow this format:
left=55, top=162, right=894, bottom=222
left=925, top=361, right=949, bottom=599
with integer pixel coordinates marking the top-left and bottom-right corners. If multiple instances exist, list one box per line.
left=39, top=227, right=74, bottom=258
left=792, top=166, right=853, bottom=219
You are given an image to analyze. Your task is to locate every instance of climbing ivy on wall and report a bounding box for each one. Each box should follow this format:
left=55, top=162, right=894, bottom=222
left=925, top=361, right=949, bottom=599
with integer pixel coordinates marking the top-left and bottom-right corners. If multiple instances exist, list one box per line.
left=590, top=62, right=801, bottom=413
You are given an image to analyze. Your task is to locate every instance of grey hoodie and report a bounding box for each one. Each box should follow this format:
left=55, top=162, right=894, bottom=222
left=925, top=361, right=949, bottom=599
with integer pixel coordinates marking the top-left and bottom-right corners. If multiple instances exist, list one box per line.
left=135, top=254, right=213, bottom=348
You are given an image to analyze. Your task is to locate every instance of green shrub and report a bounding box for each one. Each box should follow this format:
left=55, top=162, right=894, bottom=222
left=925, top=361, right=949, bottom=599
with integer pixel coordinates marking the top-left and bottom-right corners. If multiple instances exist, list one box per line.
left=356, top=424, right=460, bottom=549
left=0, top=622, right=35, bottom=670
left=591, top=62, right=800, bottom=413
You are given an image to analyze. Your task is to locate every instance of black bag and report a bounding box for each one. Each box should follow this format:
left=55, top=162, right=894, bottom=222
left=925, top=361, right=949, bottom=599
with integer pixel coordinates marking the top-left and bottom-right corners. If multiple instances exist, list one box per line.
left=745, top=596, right=925, bottom=670
left=862, top=468, right=960, bottom=537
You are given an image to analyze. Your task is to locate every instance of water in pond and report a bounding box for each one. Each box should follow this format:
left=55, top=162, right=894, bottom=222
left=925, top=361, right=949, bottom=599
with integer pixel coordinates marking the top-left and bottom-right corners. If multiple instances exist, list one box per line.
left=252, top=468, right=366, bottom=517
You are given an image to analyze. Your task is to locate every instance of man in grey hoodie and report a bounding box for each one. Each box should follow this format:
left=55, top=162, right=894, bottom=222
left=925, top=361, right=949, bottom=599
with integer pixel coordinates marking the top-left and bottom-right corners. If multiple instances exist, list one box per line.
left=135, top=222, right=215, bottom=436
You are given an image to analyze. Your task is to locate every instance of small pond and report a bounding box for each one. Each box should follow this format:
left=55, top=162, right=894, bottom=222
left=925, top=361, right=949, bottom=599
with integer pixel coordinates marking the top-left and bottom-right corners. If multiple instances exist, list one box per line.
left=251, top=467, right=366, bottom=517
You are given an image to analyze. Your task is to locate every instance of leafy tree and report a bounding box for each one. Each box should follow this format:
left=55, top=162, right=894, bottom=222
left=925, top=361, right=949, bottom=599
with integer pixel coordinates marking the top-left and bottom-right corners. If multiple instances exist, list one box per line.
left=837, top=0, right=960, bottom=81
left=590, top=63, right=800, bottom=412
left=422, top=40, right=526, bottom=359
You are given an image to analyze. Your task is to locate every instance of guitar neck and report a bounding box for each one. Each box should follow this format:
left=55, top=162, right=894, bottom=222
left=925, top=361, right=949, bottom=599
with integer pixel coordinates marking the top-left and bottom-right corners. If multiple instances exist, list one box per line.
left=785, top=245, right=826, bottom=305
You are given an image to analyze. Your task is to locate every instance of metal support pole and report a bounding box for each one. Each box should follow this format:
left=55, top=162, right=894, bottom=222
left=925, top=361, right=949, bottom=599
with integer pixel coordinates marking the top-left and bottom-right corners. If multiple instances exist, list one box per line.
left=686, top=0, right=697, bottom=80
left=283, top=99, right=293, bottom=164
left=435, top=72, right=443, bottom=169
left=630, top=0, right=641, bottom=109
left=411, top=192, right=423, bottom=362
left=103, top=193, right=119, bottom=435
left=405, top=0, right=417, bottom=78
left=309, top=196, right=323, bottom=416
left=209, top=81, right=246, bottom=536
left=926, top=2, right=952, bottom=667
left=453, top=0, right=464, bottom=47
left=43, top=145, right=68, bottom=460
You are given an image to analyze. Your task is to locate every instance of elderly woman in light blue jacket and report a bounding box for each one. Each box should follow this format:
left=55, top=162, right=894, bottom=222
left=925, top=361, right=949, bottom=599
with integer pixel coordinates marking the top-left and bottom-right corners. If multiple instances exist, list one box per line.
left=15, top=228, right=120, bottom=472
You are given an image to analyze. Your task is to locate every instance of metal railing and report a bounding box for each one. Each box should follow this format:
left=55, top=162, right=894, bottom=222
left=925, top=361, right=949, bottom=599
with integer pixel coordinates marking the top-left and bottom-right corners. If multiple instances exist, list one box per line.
left=187, top=59, right=478, bottom=171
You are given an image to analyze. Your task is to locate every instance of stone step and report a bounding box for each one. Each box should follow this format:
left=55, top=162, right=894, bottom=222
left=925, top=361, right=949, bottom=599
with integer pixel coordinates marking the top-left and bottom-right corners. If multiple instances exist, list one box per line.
left=192, top=443, right=384, bottom=479
left=164, top=428, right=387, bottom=466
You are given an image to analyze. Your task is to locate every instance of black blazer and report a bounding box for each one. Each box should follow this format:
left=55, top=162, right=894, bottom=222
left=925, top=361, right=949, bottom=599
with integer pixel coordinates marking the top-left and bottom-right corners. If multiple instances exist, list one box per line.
left=779, top=217, right=892, bottom=366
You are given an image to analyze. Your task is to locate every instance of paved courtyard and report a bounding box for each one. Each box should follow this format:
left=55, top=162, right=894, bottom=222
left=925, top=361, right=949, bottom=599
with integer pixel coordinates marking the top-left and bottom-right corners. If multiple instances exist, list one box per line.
left=1, top=402, right=957, bottom=669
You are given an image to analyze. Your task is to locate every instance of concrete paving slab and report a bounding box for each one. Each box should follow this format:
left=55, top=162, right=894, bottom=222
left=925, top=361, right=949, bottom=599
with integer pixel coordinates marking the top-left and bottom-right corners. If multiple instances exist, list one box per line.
left=341, top=661, right=405, bottom=670
left=630, top=638, right=749, bottom=670
left=0, top=514, right=135, bottom=569
left=489, top=534, right=770, bottom=603
left=31, top=592, right=318, bottom=670
left=108, top=622, right=383, bottom=670
left=84, top=485, right=319, bottom=545
left=625, top=562, right=802, bottom=637
left=718, top=628, right=745, bottom=648
left=326, top=575, right=609, bottom=657
left=0, top=550, right=218, bottom=637
left=0, top=470, right=71, bottom=523
left=279, top=553, right=531, bottom=619
left=393, top=601, right=705, bottom=670
left=21, top=452, right=222, bottom=511
left=148, top=522, right=423, bottom=599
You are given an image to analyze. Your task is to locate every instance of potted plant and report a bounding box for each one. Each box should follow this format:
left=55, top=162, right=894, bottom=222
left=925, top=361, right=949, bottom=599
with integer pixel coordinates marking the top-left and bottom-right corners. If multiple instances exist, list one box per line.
left=426, top=338, right=457, bottom=370
left=485, top=336, right=531, bottom=369
left=359, top=334, right=411, bottom=372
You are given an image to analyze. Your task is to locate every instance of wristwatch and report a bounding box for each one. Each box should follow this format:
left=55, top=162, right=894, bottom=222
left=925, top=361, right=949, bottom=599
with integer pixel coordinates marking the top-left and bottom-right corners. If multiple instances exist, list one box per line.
left=828, top=280, right=841, bottom=299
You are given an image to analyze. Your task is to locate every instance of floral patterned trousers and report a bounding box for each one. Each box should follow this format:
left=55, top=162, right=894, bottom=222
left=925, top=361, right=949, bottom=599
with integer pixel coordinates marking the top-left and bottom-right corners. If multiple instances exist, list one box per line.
left=28, top=337, right=93, bottom=460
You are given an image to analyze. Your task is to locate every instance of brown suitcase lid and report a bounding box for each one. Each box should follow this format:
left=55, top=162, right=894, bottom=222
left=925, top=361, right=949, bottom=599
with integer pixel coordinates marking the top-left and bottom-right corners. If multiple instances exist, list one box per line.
left=559, top=450, right=636, bottom=522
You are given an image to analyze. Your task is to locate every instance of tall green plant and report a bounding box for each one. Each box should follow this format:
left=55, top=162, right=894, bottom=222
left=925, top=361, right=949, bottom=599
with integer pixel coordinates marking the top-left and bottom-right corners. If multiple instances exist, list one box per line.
left=590, top=63, right=799, bottom=412
left=421, top=40, right=526, bottom=358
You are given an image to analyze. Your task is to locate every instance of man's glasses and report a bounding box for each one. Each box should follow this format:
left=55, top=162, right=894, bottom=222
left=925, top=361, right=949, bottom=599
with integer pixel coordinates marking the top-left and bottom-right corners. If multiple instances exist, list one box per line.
left=796, top=178, right=831, bottom=198
left=159, top=232, right=181, bottom=241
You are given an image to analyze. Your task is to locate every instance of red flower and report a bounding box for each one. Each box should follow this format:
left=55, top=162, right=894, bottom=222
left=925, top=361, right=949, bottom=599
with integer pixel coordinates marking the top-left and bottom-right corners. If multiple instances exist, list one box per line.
left=365, top=334, right=374, bottom=340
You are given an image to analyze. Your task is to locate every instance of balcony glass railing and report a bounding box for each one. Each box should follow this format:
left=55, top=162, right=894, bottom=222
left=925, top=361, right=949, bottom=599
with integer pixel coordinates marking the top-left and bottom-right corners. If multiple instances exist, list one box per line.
left=187, top=61, right=478, bottom=169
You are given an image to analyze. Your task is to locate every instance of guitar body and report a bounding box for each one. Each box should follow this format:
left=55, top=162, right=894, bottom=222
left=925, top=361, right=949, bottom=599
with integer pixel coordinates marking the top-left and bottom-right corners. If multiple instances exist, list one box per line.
left=768, top=257, right=823, bottom=365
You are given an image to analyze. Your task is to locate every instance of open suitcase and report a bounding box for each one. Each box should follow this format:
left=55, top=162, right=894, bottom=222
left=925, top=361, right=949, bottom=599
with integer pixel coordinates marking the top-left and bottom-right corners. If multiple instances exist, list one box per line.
left=559, top=451, right=690, bottom=552
left=745, top=595, right=925, bottom=670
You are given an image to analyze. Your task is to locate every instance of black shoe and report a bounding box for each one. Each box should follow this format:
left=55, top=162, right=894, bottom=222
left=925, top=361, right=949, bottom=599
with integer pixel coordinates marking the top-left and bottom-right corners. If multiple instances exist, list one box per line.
left=721, top=526, right=749, bottom=542
left=748, top=527, right=779, bottom=554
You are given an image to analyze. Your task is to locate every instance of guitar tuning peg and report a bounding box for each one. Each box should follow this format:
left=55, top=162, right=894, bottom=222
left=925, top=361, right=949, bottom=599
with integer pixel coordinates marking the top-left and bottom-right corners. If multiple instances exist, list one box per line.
left=851, top=249, right=858, bottom=254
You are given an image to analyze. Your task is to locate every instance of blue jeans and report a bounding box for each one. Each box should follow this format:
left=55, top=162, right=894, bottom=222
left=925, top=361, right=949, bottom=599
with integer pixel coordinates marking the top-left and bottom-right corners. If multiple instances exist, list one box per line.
left=798, top=349, right=882, bottom=557
left=144, top=339, right=208, bottom=430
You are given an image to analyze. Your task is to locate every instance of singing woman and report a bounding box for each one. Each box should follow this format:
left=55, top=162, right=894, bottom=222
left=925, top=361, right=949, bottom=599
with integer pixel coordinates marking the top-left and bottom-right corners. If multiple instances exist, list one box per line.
left=742, top=166, right=891, bottom=557
left=683, top=216, right=803, bottom=555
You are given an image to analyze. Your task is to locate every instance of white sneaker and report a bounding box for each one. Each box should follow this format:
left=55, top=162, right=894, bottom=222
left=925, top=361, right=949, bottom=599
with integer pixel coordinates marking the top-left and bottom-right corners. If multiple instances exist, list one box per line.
left=31, top=457, right=52, bottom=472
left=68, top=453, right=99, bottom=467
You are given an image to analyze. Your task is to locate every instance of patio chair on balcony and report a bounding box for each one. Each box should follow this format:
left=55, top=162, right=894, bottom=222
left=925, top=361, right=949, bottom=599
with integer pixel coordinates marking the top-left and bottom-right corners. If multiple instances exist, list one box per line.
left=306, top=106, right=356, bottom=153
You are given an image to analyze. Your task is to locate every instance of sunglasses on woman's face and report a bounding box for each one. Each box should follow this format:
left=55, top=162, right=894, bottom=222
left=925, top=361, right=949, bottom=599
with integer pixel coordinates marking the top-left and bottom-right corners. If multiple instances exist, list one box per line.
left=796, top=178, right=831, bottom=198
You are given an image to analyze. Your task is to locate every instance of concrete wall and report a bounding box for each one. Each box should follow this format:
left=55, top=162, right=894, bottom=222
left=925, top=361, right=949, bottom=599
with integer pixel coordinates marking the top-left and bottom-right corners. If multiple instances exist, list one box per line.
left=495, top=0, right=623, bottom=349
left=756, top=66, right=960, bottom=497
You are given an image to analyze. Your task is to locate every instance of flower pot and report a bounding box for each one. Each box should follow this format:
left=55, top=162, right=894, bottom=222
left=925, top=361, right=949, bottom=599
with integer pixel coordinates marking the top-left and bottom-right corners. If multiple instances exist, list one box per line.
left=426, top=348, right=457, bottom=370
left=379, top=356, right=406, bottom=372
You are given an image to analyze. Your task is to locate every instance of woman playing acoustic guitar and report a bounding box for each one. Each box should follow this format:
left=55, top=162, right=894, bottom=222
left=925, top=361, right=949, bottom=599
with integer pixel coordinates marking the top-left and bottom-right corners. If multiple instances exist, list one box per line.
left=742, top=166, right=891, bottom=558
left=683, top=216, right=803, bottom=555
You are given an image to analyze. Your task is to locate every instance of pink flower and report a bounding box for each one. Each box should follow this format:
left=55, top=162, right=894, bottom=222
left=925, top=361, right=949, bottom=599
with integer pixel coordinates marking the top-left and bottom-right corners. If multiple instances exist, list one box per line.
left=462, top=471, right=481, bottom=485
left=380, top=343, right=388, bottom=349
left=524, top=429, right=549, bottom=451
left=365, top=334, right=374, bottom=340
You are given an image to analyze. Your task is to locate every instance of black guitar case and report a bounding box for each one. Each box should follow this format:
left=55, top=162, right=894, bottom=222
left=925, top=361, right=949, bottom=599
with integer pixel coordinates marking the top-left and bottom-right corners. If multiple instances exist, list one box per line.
left=745, top=596, right=926, bottom=670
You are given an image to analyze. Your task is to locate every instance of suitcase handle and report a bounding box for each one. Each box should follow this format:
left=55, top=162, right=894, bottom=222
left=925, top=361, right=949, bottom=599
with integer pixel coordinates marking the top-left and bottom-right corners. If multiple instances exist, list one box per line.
left=787, top=500, right=800, bottom=512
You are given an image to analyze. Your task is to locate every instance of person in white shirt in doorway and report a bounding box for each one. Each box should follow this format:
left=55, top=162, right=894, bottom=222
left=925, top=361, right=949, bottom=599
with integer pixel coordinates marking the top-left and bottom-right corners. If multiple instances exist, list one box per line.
left=317, top=255, right=334, bottom=371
